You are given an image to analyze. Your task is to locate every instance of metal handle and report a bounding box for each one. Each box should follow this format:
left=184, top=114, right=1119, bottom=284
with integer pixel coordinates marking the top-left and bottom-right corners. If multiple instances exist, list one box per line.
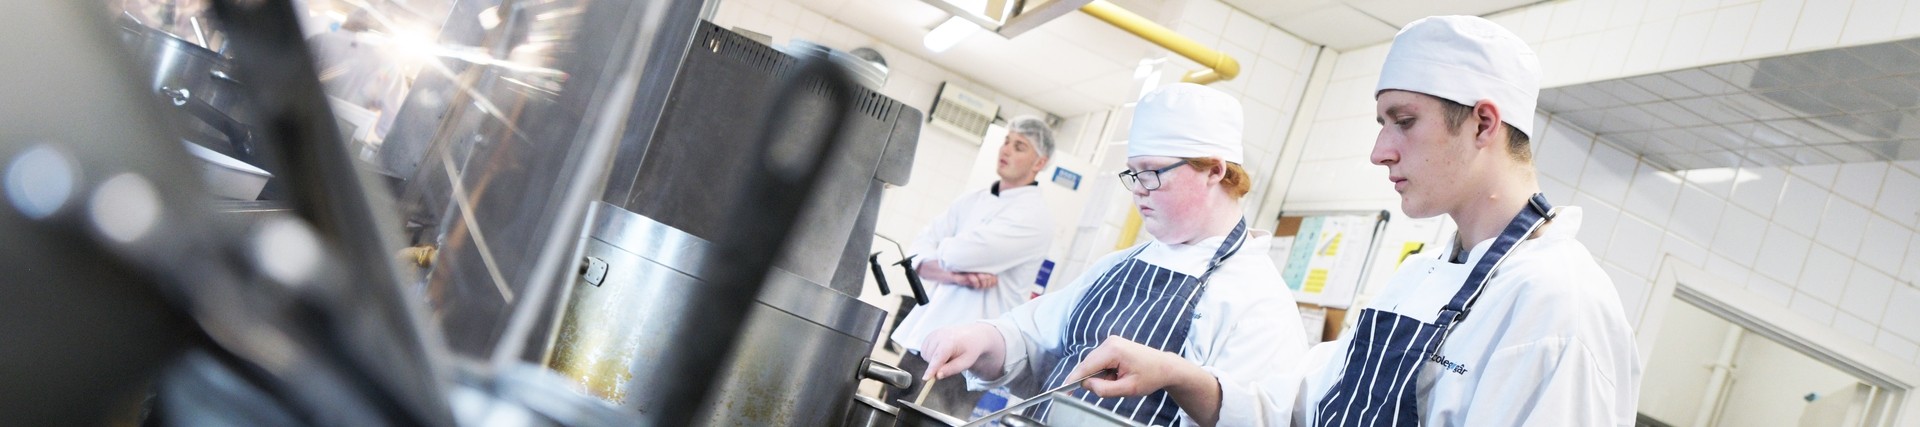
left=867, top=252, right=892, bottom=296
left=895, top=255, right=928, bottom=306
left=160, top=85, right=256, bottom=164
left=859, top=358, right=912, bottom=390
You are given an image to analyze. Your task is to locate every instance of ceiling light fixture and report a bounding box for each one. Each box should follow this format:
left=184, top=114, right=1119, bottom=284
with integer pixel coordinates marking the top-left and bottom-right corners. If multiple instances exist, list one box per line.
left=923, top=16, right=981, bottom=53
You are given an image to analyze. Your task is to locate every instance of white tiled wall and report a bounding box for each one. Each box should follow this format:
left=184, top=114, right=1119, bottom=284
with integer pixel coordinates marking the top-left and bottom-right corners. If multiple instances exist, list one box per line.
left=1164, top=0, right=1320, bottom=221
left=1532, top=114, right=1918, bottom=365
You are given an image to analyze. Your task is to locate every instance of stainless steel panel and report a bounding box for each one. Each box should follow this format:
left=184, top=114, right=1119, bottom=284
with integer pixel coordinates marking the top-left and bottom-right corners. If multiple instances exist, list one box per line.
left=606, top=23, right=923, bottom=296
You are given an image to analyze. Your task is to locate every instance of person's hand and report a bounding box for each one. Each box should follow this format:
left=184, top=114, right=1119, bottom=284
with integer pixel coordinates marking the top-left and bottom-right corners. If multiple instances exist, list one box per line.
left=918, top=322, right=1008, bottom=381
left=1067, top=336, right=1202, bottom=398
left=959, top=272, right=999, bottom=289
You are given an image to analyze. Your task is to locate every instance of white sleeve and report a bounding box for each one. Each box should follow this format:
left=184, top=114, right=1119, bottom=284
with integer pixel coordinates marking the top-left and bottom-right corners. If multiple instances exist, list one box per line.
left=1176, top=295, right=1313, bottom=427
left=963, top=250, right=1128, bottom=390
left=1463, top=337, right=1625, bottom=426
left=907, top=197, right=963, bottom=271
left=1196, top=338, right=1343, bottom=427
left=925, top=205, right=1053, bottom=274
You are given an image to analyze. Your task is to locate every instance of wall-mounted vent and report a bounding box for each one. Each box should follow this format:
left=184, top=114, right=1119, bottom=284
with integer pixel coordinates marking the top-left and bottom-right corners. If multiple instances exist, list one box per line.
left=928, top=82, right=998, bottom=142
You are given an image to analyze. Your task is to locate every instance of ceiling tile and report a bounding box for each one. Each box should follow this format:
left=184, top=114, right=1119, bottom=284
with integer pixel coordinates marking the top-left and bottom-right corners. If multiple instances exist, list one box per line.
left=1817, top=111, right=1902, bottom=141
left=1627, top=74, right=1702, bottom=100
left=1757, top=89, right=1842, bottom=117
left=1561, top=109, right=1609, bottom=130
left=1802, top=82, right=1897, bottom=115
left=1799, top=48, right=1887, bottom=82
left=1665, top=68, right=1740, bottom=97
left=1230, top=0, right=1338, bottom=26
left=1539, top=88, right=1577, bottom=112
left=1032, top=13, right=1158, bottom=68
left=1597, top=106, right=1672, bottom=133
left=1751, top=146, right=1840, bottom=167
left=1860, top=140, right=1920, bottom=160
left=1347, top=0, right=1542, bottom=29
left=1891, top=110, right=1920, bottom=139
left=1677, top=126, right=1740, bottom=152
left=1853, top=76, right=1920, bottom=110
left=1675, top=97, right=1748, bottom=123
left=1641, top=101, right=1712, bottom=128
left=1278, top=4, right=1400, bottom=51
left=1561, top=84, right=1630, bottom=109
left=1844, top=40, right=1920, bottom=76
left=1749, top=56, right=1828, bottom=90
left=1765, top=118, right=1848, bottom=144
left=1545, top=35, right=1920, bottom=169
left=1816, top=143, right=1888, bottom=162
left=1719, top=93, right=1798, bottom=120
left=1594, top=79, right=1663, bottom=105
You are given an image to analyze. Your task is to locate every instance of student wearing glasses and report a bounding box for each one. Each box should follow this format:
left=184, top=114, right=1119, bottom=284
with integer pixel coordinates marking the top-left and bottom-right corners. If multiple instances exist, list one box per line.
left=916, top=83, right=1309, bottom=426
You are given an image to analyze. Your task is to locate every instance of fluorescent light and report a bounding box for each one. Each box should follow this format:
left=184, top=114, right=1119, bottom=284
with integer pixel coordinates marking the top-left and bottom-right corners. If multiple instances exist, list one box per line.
left=1680, top=167, right=1760, bottom=184
left=923, top=16, right=981, bottom=53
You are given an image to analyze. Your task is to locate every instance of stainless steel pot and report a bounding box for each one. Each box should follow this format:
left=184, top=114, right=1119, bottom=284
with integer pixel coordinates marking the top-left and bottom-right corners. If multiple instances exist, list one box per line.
left=846, top=394, right=898, bottom=427
left=116, top=21, right=257, bottom=162
left=890, top=401, right=1051, bottom=426
left=894, top=401, right=967, bottom=427
left=546, top=201, right=894, bottom=426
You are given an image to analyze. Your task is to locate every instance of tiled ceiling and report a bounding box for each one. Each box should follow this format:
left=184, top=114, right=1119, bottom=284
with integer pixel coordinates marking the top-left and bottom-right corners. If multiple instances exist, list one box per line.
left=1220, top=0, right=1547, bottom=51
left=787, top=0, right=1165, bottom=116
left=1541, top=37, right=1920, bottom=171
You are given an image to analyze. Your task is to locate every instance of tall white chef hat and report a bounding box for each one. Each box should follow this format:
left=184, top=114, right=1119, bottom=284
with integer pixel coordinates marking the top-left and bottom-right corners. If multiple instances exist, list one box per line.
left=1127, top=83, right=1245, bottom=164
left=1377, top=15, right=1540, bottom=139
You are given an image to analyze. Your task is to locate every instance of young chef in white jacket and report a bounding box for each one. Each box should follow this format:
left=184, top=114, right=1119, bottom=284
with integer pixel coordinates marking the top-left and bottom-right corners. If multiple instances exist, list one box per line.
left=917, top=83, right=1310, bottom=426
left=886, top=116, right=1059, bottom=415
left=1059, top=16, right=1642, bottom=426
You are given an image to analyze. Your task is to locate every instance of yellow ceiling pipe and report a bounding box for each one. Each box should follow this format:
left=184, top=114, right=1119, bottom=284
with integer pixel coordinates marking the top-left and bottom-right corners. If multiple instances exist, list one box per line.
left=1078, top=0, right=1241, bottom=85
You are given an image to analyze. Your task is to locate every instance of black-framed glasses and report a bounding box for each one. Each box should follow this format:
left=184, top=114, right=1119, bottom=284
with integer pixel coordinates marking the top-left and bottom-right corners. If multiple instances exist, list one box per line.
left=1117, top=162, right=1188, bottom=192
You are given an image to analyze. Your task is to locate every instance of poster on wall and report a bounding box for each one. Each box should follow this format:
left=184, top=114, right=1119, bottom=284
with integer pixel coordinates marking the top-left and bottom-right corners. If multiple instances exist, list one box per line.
left=1275, top=211, right=1388, bottom=309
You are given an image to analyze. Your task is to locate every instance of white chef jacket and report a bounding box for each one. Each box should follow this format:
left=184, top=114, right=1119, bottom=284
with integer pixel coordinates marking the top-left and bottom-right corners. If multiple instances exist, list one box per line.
left=891, top=182, right=1056, bottom=352
left=1215, top=206, right=1642, bottom=426
left=968, top=228, right=1310, bottom=426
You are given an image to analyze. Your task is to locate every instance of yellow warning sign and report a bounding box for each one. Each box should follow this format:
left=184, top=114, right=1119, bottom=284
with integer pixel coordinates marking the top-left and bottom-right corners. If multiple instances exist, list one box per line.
left=1318, top=233, right=1342, bottom=256
left=1397, top=242, right=1426, bottom=268
left=1304, top=268, right=1329, bottom=293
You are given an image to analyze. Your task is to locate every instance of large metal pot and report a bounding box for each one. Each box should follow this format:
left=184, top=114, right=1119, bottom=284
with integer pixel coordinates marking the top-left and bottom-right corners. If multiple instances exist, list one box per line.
left=546, top=201, right=898, bottom=426
left=116, top=21, right=257, bottom=163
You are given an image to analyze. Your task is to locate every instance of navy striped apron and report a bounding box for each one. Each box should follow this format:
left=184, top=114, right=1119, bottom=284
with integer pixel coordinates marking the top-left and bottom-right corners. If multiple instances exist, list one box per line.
left=1031, top=219, right=1250, bottom=426
left=1313, top=194, right=1554, bottom=427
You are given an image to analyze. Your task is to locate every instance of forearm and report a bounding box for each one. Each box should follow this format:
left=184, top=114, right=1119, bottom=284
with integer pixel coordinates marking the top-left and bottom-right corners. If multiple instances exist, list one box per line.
left=916, top=261, right=960, bottom=284
left=1165, top=358, right=1224, bottom=426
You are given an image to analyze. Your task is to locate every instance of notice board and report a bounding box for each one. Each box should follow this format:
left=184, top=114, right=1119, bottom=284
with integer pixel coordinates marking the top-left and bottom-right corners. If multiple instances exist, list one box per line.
left=1271, top=211, right=1389, bottom=309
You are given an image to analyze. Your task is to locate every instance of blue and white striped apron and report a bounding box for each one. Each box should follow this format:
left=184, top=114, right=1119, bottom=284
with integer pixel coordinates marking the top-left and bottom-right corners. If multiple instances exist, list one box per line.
left=1031, top=219, right=1250, bottom=426
left=1313, top=194, right=1554, bottom=427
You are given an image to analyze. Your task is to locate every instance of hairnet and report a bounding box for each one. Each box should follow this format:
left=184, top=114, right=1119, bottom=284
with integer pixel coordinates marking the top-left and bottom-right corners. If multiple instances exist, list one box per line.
left=1006, top=116, right=1056, bottom=159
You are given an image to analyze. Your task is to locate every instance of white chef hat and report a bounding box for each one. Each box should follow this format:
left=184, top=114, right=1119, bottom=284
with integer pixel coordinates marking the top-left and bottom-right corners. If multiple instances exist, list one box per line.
left=1377, top=15, right=1540, bottom=139
left=1127, top=83, right=1244, bottom=164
